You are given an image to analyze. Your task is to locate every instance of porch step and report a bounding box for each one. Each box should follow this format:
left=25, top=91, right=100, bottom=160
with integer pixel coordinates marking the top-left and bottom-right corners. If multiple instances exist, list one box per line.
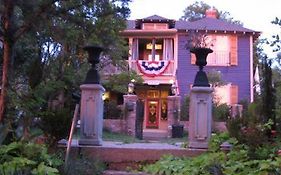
left=72, top=141, right=205, bottom=171
left=143, top=129, right=168, bottom=140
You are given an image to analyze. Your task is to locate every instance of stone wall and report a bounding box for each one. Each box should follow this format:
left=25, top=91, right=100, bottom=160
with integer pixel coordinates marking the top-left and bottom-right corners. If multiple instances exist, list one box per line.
left=103, top=119, right=127, bottom=133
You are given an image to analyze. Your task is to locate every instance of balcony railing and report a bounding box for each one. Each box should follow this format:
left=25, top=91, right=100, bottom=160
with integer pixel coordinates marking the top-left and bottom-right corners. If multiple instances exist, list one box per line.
left=129, top=59, right=175, bottom=76
left=207, top=51, right=230, bottom=66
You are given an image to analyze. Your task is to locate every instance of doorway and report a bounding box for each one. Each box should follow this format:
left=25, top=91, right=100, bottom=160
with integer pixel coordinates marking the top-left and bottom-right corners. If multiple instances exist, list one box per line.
left=146, top=100, right=159, bottom=128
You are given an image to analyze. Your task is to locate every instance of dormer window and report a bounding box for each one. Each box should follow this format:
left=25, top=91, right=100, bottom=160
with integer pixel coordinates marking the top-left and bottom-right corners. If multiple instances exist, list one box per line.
left=142, top=23, right=169, bottom=30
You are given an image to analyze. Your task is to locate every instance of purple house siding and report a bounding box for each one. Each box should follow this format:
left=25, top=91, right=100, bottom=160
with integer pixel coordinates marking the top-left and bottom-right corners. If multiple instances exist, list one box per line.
left=177, top=34, right=251, bottom=103
left=212, top=36, right=251, bottom=102
left=177, top=34, right=196, bottom=98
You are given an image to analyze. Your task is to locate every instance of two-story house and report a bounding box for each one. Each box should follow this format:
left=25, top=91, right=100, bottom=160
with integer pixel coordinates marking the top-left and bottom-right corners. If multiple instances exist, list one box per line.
left=119, top=9, right=259, bottom=131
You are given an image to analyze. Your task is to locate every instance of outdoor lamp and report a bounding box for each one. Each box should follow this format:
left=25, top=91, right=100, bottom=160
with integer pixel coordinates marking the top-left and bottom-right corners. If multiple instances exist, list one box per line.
left=220, top=141, right=233, bottom=153
left=128, top=82, right=135, bottom=94
left=171, top=83, right=177, bottom=95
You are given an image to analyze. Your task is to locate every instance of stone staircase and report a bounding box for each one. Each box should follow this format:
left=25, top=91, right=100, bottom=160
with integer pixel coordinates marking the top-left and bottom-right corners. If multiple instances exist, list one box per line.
left=143, top=129, right=168, bottom=140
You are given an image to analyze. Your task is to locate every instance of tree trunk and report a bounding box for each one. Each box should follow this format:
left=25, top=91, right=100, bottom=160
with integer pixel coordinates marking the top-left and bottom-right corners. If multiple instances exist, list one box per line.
left=0, top=0, right=14, bottom=123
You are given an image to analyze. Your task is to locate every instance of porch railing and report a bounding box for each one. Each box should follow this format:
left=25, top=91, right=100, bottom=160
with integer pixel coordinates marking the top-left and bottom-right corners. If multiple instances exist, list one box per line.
left=207, top=51, right=230, bottom=66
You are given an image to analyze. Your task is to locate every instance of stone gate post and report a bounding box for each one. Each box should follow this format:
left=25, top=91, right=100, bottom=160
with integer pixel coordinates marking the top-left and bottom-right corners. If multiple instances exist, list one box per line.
left=79, top=84, right=105, bottom=146
left=123, top=94, right=138, bottom=136
left=188, top=86, right=213, bottom=149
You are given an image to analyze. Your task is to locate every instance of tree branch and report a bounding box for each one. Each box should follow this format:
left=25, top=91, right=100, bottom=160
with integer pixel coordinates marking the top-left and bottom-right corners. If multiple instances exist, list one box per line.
left=13, top=0, right=59, bottom=41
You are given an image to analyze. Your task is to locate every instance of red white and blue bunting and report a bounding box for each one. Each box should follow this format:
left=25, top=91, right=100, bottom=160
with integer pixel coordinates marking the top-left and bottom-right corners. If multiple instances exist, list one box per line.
left=137, top=60, right=170, bottom=77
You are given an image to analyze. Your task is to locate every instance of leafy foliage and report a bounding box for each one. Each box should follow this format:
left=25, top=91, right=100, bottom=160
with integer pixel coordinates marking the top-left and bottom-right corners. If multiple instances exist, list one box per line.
left=213, top=103, right=230, bottom=122
left=0, top=142, right=62, bottom=175
left=104, top=100, right=122, bottom=119
left=143, top=133, right=281, bottom=175
left=103, top=71, right=143, bottom=93
left=180, top=96, right=189, bottom=121
left=64, top=155, right=106, bottom=175
left=39, top=109, right=72, bottom=145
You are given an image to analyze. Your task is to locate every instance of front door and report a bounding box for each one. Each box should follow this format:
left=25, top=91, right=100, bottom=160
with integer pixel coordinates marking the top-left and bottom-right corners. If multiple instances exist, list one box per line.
left=146, top=100, right=159, bottom=128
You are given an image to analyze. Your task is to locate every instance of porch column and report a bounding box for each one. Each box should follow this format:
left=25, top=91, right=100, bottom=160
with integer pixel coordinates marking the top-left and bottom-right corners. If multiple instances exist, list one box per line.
left=188, top=87, right=213, bottom=149
left=167, top=95, right=180, bottom=138
left=79, top=84, right=105, bottom=146
left=123, top=94, right=138, bottom=136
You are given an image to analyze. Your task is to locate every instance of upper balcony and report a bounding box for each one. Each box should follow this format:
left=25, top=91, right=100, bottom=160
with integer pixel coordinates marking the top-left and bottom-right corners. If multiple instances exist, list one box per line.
left=128, top=38, right=176, bottom=84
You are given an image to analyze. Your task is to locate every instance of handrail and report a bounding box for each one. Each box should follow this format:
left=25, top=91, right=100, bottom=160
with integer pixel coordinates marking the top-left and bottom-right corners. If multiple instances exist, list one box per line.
left=64, top=103, right=79, bottom=171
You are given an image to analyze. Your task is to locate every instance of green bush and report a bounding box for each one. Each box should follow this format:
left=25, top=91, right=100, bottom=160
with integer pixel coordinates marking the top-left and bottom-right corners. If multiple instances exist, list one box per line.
left=226, top=102, right=271, bottom=158
left=213, top=103, right=230, bottom=121
left=0, top=142, right=62, bottom=175
left=180, top=96, right=190, bottom=121
left=64, top=154, right=106, bottom=175
left=39, top=108, right=72, bottom=145
left=103, top=100, right=122, bottom=119
left=143, top=134, right=281, bottom=175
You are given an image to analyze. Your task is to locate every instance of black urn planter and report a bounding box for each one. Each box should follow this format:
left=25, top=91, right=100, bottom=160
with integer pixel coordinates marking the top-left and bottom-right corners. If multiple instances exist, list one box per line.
left=83, top=45, right=103, bottom=84
left=172, top=124, right=184, bottom=138
left=190, top=47, right=213, bottom=87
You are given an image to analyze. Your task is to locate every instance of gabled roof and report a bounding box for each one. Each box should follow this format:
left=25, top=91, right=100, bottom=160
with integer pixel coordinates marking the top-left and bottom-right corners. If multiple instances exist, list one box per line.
left=126, top=15, right=260, bottom=34
left=176, top=17, right=256, bottom=33
left=133, top=15, right=176, bottom=29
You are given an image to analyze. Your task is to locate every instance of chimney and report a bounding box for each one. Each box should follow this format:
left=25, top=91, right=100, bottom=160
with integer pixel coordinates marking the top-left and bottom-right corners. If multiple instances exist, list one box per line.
left=205, top=8, right=217, bottom=18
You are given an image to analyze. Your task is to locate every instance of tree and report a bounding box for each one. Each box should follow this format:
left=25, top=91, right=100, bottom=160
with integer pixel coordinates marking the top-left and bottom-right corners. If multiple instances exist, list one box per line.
left=180, top=1, right=243, bottom=25
left=0, top=0, right=131, bottom=124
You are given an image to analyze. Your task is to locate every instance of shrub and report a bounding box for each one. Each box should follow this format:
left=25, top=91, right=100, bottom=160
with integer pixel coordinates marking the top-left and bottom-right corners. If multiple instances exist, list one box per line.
left=180, top=96, right=190, bottom=121
left=104, top=100, right=122, bottom=119
left=143, top=135, right=281, bottom=175
left=39, top=108, right=72, bottom=145
left=226, top=102, right=273, bottom=159
left=212, top=103, right=230, bottom=121
left=0, top=142, right=62, bottom=175
left=64, top=154, right=106, bottom=175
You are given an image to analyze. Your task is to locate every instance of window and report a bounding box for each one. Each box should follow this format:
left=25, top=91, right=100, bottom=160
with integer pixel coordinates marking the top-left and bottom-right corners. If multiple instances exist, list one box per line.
left=133, top=38, right=174, bottom=61
left=190, top=35, right=238, bottom=66
left=142, top=23, right=168, bottom=30
left=214, top=84, right=238, bottom=105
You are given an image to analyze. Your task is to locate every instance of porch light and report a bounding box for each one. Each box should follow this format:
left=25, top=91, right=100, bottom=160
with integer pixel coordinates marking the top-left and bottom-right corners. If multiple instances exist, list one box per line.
left=128, top=82, right=135, bottom=94
left=171, top=83, right=177, bottom=96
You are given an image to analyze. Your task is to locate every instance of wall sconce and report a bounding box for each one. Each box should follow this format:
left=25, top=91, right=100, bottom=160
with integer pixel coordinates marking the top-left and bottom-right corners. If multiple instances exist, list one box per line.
left=171, top=83, right=177, bottom=96
left=128, top=82, right=135, bottom=94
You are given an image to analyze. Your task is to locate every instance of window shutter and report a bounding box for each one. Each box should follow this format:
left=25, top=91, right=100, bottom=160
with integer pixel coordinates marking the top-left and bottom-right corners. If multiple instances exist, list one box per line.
left=230, top=35, right=238, bottom=65
left=230, top=85, right=238, bottom=104
left=191, top=53, right=196, bottom=64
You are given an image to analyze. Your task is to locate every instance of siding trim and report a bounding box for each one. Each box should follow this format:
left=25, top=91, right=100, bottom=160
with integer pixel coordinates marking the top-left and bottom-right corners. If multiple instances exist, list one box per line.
left=250, top=35, right=254, bottom=102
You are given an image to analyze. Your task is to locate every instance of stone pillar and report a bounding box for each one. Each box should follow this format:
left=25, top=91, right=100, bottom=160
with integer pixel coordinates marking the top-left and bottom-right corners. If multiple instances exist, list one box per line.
left=123, top=95, right=138, bottom=136
left=188, top=86, right=213, bottom=149
left=167, top=95, right=181, bottom=138
left=79, top=84, right=105, bottom=146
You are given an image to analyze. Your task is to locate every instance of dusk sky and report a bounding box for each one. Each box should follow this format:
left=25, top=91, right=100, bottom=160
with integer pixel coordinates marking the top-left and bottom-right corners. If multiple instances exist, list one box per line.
left=129, top=0, right=281, bottom=57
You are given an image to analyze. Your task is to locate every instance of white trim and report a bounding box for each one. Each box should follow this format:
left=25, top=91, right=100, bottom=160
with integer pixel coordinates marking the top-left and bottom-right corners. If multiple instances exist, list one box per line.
left=174, top=35, right=178, bottom=77
left=250, top=35, right=254, bottom=102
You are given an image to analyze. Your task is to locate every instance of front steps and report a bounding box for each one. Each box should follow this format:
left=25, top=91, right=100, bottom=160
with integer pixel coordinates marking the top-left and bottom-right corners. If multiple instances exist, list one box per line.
left=143, top=129, right=168, bottom=140
left=66, top=141, right=206, bottom=173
